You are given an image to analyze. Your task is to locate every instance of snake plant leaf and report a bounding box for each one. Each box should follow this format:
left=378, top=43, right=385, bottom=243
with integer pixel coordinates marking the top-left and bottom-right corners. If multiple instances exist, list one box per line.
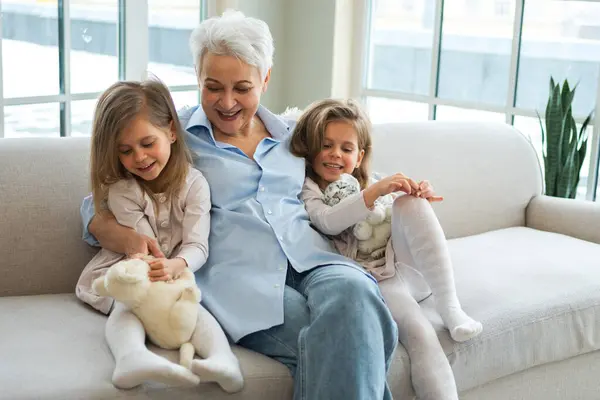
left=538, top=77, right=592, bottom=198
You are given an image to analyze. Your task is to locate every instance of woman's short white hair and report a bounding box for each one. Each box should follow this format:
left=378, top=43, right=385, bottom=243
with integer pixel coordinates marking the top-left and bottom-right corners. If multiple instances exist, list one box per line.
left=189, top=10, right=274, bottom=80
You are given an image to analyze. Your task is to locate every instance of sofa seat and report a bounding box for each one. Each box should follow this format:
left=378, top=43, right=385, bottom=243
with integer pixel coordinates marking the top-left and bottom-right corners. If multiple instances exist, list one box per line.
left=439, top=226, right=600, bottom=393
left=0, top=294, right=293, bottom=400
left=2, top=226, right=599, bottom=400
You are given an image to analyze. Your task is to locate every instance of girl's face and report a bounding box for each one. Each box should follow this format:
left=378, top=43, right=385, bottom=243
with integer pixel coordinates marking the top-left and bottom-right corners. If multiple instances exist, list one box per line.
left=199, top=53, right=269, bottom=136
left=117, top=117, right=175, bottom=182
left=313, top=121, right=365, bottom=189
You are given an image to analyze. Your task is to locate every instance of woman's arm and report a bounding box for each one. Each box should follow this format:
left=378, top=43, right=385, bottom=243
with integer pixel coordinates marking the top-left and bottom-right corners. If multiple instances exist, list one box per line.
left=172, top=171, right=211, bottom=273
left=301, top=179, right=371, bottom=236
left=88, top=211, right=163, bottom=257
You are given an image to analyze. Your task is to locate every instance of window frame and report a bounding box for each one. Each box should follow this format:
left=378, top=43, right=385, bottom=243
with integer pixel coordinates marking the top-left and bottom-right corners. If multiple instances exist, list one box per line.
left=353, top=0, right=600, bottom=201
left=0, top=0, right=206, bottom=138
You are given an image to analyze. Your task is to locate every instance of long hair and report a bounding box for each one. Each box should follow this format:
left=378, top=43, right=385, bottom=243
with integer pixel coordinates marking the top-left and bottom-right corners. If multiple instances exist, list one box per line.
left=290, top=98, right=373, bottom=190
left=90, top=79, right=192, bottom=214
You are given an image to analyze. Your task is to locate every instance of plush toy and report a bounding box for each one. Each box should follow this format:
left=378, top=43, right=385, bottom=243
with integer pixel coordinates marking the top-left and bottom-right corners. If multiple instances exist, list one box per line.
left=323, top=173, right=395, bottom=259
left=92, top=257, right=200, bottom=369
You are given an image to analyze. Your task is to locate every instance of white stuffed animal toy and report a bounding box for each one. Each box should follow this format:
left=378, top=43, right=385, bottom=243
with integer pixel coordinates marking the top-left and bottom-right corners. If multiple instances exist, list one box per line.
left=323, top=173, right=395, bottom=259
left=92, top=257, right=200, bottom=369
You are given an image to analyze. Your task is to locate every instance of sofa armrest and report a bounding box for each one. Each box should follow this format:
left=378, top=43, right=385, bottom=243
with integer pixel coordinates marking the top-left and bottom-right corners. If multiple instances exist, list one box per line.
left=526, top=195, right=600, bottom=244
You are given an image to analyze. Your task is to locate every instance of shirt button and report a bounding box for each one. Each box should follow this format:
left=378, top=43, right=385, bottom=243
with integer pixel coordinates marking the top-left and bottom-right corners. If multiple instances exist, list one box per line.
left=259, top=186, right=265, bottom=192
left=267, top=209, right=273, bottom=215
left=274, top=284, right=280, bottom=288
left=277, top=267, right=285, bottom=271
left=161, top=244, right=169, bottom=252
left=278, top=235, right=283, bottom=241
left=158, top=195, right=167, bottom=203
left=160, top=220, right=169, bottom=228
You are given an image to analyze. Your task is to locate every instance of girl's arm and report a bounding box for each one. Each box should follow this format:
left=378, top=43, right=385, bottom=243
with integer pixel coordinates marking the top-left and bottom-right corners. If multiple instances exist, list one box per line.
left=107, top=180, right=157, bottom=245
left=301, top=178, right=372, bottom=236
left=171, top=171, right=211, bottom=273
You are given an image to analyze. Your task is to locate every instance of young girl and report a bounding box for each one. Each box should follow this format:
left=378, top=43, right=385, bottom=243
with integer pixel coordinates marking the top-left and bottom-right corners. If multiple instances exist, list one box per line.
left=290, top=99, right=483, bottom=400
left=75, top=79, right=243, bottom=393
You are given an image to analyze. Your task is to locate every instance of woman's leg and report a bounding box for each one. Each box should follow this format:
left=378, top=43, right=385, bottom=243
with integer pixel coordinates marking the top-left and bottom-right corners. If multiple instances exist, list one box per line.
left=106, top=302, right=200, bottom=389
left=379, top=274, right=458, bottom=400
left=189, top=305, right=244, bottom=393
left=295, top=265, right=398, bottom=400
left=392, top=195, right=482, bottom=342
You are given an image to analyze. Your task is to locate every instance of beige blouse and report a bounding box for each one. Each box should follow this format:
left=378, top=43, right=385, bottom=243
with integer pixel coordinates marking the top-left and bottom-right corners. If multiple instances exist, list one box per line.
left=75, top=167, right=211, bottom=314
left=300, top=177, right=396, bottom=282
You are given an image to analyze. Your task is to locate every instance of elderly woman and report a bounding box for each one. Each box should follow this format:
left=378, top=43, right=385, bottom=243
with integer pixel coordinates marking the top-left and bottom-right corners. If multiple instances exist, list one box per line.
left=81, top=10, right=398, bottom=399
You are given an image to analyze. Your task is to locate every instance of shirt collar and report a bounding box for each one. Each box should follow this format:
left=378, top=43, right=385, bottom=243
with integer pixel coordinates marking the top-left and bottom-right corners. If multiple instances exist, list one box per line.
left=185, top=104, right=291, bottom=144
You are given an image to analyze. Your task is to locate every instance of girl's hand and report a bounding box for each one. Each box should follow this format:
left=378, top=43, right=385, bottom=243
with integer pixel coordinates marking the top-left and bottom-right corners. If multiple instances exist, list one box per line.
left=147, top=257, right=187, bottom=282
left=363, top=173, right=419, bottom=208
left=414, top=180, right=444, bottom=203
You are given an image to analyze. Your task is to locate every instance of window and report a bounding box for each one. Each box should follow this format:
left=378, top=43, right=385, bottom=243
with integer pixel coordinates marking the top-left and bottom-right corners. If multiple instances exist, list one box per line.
left=360, top=0, right=600, bottom=201
left=1, top=0, right=205, bottom=139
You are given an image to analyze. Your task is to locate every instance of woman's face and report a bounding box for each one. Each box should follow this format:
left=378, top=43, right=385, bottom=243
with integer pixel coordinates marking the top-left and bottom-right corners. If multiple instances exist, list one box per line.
left=199, top=53, right=269, bottom=136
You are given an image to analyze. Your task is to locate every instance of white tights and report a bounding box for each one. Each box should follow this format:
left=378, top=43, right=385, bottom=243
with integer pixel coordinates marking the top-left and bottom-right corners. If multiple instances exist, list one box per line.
left=379, top=195, right=482, bottom=400
left=106, top=302, right=243, bottom=392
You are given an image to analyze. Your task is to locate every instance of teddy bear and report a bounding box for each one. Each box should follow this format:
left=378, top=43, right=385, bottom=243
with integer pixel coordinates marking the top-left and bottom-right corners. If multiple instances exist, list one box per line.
left=92, top=256, right=200, bottom=369
left=322, top=173, right=395, bottom=260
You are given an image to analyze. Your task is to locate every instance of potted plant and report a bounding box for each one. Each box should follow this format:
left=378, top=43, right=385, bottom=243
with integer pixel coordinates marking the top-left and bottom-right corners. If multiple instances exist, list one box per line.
left=537, top=77, right=593, bottom=199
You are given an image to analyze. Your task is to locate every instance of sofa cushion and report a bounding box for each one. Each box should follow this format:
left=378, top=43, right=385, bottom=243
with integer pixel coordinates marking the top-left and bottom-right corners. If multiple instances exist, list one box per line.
left=370, top=122, right=542, bottom=239
left=2, top=226, right=598, bottom=399
left=434, top=227, right=600, bottom=391
left=0, top=293, right=416, bottom=399
left=0, top=294, right=293, bottom=400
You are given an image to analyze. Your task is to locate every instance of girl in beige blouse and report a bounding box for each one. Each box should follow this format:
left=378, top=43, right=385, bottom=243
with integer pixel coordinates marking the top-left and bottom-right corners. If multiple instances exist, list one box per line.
left=75, top=79, right=242, bottom=393
left=291, top=99, right=483, bottom=400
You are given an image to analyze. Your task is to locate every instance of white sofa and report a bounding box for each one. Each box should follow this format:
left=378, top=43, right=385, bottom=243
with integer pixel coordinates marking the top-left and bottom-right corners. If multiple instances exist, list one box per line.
left=1, top=121, right=599, bottom=399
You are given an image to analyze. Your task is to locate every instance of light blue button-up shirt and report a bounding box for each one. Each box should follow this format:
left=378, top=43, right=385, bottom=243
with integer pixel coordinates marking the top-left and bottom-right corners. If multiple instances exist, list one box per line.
left=81, top=104, right=368, bottom=342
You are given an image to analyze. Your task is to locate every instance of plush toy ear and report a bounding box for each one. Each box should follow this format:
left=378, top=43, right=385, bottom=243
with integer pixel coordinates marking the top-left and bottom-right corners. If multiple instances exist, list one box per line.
left=92, top=276, right=110, bottom=297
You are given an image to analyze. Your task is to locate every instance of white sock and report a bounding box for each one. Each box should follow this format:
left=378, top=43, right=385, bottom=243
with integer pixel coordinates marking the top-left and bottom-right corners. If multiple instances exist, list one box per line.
left=190, top=305, right=244, bottom=393
left=106, top=303, right=200, bottom=389
left=379, top=275, right=458, bottom=400
left=392, top=196, right=482, bottom=342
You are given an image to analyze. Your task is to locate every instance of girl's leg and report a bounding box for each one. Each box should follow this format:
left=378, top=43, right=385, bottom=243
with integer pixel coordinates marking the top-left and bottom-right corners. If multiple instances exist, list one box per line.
left=392, top=195, right=482, bottom=342
left=106, top=302, right=200, bottom=389
left=190, top=305, right=244, bottom=393
left=379, top=274, right=458, bottom=400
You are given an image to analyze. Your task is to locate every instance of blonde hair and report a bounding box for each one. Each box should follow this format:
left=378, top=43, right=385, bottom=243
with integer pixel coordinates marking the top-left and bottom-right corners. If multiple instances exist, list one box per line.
left=90, top=79, right=192, bottom=214
left=290, top=99, right=373, bottom=190
left=189, top=9, right=274, bottom=80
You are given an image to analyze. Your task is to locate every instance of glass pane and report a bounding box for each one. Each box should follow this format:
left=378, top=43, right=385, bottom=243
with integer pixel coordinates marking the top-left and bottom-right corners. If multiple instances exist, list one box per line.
left=366, top=0, right=436, bottom=95
left=71, top=99, right=99, bottom=137
left=366, top=97, right=429, bottom=124
left=147, top=0, right=201, bottom=87
left=435, top=106, right=506, bottom=122
left=4, top=103, right=60, bottom=138
left=171, top=90, right=199, bottom=111
left=70, top=1, right=119, bottom=94
left=513, top=116, right=592, bottom=200
left=2, top=4, right=59, bottom=98
left=438, top=0, right=516, bottom=105
left=516, top=0, right=600, bottom=118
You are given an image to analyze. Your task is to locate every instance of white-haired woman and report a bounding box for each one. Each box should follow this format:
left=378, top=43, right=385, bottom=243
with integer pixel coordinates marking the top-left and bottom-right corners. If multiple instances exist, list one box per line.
left=82, top=10, right=398, bottom=399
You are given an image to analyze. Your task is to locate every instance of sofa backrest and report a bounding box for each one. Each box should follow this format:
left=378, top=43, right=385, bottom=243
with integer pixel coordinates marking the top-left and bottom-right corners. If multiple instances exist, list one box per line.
left=0, top=121, right=543, bottom=296
left=0, top=137, right=96, bottom=297
left=370, top=121, right=543, bottom=239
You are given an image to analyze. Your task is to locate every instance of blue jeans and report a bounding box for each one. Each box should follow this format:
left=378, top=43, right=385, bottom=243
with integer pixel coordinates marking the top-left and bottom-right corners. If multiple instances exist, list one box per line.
left=238, top=264, right=398, bottom=400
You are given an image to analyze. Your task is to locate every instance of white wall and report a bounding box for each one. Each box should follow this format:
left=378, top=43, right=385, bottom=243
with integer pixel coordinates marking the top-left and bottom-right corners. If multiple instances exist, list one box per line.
left=281, top=0, right=337, bottom=111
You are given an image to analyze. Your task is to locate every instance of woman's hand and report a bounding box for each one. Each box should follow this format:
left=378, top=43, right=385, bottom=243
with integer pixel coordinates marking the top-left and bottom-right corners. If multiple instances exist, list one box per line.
left=363, top=173, right=419, bottom=208
left=125, top=233, right=165, bottom=259
left=147, top=257, right=187, bottom=282
left=414, top=180, right=444, bottom=203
